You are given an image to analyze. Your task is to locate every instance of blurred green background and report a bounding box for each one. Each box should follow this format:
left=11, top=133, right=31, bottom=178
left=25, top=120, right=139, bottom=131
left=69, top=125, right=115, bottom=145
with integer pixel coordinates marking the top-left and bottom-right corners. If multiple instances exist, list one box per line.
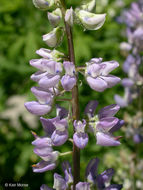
left=0, top=0, right=143, bottom=189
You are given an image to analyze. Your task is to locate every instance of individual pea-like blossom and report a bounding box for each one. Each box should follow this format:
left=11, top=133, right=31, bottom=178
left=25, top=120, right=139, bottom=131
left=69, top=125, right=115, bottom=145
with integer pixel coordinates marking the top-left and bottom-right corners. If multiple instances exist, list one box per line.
left=48, top=8, right=62, bottom=27
left=41, top=158, right=122, bottom=190
left=61, top=61, right=76, bottom=91
left=31, top=133, right=59, bottom=173
left=73, top=120, right=88, bottom=149
left=25, top=86, right=55, bottom=115
left=43, top=27, right=64, bottom=48
left=84, top=100, right=124, bottom=146
left=85, top=58, right=121, bottom=92
left=32, top=59, right=62, bottom=90
left=85, top=158, right=123, bottom=190
left=31, top=106, right=68, bottom=173
left=40, top=106, right=69, bottom=146
left=65, top=7, right=74, bottom=26
left=76, top=10, right=106, bottom=30
left=24, top=58, right=63, bottom=115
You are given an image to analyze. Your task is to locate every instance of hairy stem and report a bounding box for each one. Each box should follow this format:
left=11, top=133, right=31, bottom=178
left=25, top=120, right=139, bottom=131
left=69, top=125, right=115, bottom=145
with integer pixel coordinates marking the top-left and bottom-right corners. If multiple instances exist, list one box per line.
left=60, top=1, right=80, bottom=188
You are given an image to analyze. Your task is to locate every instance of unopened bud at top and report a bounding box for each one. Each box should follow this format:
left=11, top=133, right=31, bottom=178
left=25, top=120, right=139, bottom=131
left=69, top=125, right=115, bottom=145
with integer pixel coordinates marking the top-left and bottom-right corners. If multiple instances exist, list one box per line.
left=43, top=27, right=64, bottom=47
left=76, top=10, right=106, bottom=30
left=65, top=7, right=74, bottom=26
left=48, top=8, right=62, bottom=27
left=32, top=0, right=55, bottom=10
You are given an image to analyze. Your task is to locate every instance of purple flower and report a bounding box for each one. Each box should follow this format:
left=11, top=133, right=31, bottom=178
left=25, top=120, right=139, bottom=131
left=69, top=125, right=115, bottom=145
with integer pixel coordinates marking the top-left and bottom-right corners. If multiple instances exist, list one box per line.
left=85, top=158, right=99, bottom=184
left=85, top=158, right=123, bottom=189
left=24, top=101, right=52, bottom=115
left=40, top=117, right=68, bottom=146
left=40, top=106, right=69, bottom=146
left=32, top=159, right=57, bottom=173
left=53, top=173, right=67, bottom=190
left=62, top=161, right=73, bottom=185
left=31, top=135, right=59, bottom=173
left=30, top=58, right=62, bottom=90
left=37, top=61, right=62, bottom=89
left=84, top=100, right=123, bottom=146
left=61, top=61, right=76, bottom=91
left=73, top=120, right=88, bottom=149
left=85, top=59, right=120, bottom=92
left=42, top=158, right=122, bottom=189
left=24, top=86, right=54, bottom=115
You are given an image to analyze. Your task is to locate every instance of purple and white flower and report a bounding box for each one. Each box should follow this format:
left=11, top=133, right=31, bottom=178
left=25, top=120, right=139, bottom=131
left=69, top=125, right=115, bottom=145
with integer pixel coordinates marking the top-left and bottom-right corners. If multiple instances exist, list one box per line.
left=85, top=59, right=120, bottom=92
left=73, top=120, right=88, bottom=149
left=61, top=61, right=76, bottom=91
left=85, top=100, right=124, bottom=146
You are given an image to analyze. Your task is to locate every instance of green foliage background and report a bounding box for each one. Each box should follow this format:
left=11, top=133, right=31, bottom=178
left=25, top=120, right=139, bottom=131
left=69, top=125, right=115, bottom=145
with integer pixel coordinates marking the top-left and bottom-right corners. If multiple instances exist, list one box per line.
left=0, top=0, right=142, bottom=189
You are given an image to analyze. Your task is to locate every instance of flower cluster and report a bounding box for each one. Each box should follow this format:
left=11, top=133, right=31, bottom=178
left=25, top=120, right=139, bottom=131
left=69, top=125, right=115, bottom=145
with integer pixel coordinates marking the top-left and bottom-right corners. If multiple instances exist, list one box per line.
left=24, top=0, right=124, bottom=189
left=40, top=158, right=122, bottom=190
left=115, top=2, right=143, bottom=107
left=114, top=1, right=143, bottom=144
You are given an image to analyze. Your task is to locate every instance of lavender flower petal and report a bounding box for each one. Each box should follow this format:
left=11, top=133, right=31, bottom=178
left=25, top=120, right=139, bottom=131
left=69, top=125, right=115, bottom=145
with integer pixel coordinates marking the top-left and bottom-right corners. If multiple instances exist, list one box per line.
left=73, top=132, right=88, bottom=149
left=51, top=130, right=68, bottom=146
left=62, top=161, right=73, bottom=185
left=100, top=61, right=119, bottom=75
left=31, top=86, right=53, bottom=104
left=53, top=173, right=66, bottom=190
left=32, top=160, right=56, bottom=173
left=109, top=120, right=124, bottom=133
left=61, top=75, right=76, bottom=91
left=39, top=75, right=61, bottom=89
left=85, top=158, right=99, bottom=183
left=86, top=76, right=108, bottom=92
left=98, top=104, right=120, bottom=119
left=56, top=105, right=68, bottom=119
left=84, top=100, right=98, bottom=117
left=24, top=101, right=51, bottom=115
left=101, top=75, right=121, bottom=88
left=31, top=71, right=47, bottom=82
left=96, top=132, right=121, bottom=146
left=96, top=117, right=119, bottom=131
left=40, top=117, right=56, bottom=136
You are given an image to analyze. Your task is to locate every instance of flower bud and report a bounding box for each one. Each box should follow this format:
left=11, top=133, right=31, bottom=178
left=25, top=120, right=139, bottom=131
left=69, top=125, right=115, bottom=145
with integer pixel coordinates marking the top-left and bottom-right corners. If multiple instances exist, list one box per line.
left=48, top=8, right=62, bottom=27
left=43, top=27, right=64, bottom=47
left=76, top=10, right=106, bottom=30
left=80, top=0, right=96, bottom=12
left=32, top=0, right=55, bottom=10
left=65, top=7, right=74, bottom=26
